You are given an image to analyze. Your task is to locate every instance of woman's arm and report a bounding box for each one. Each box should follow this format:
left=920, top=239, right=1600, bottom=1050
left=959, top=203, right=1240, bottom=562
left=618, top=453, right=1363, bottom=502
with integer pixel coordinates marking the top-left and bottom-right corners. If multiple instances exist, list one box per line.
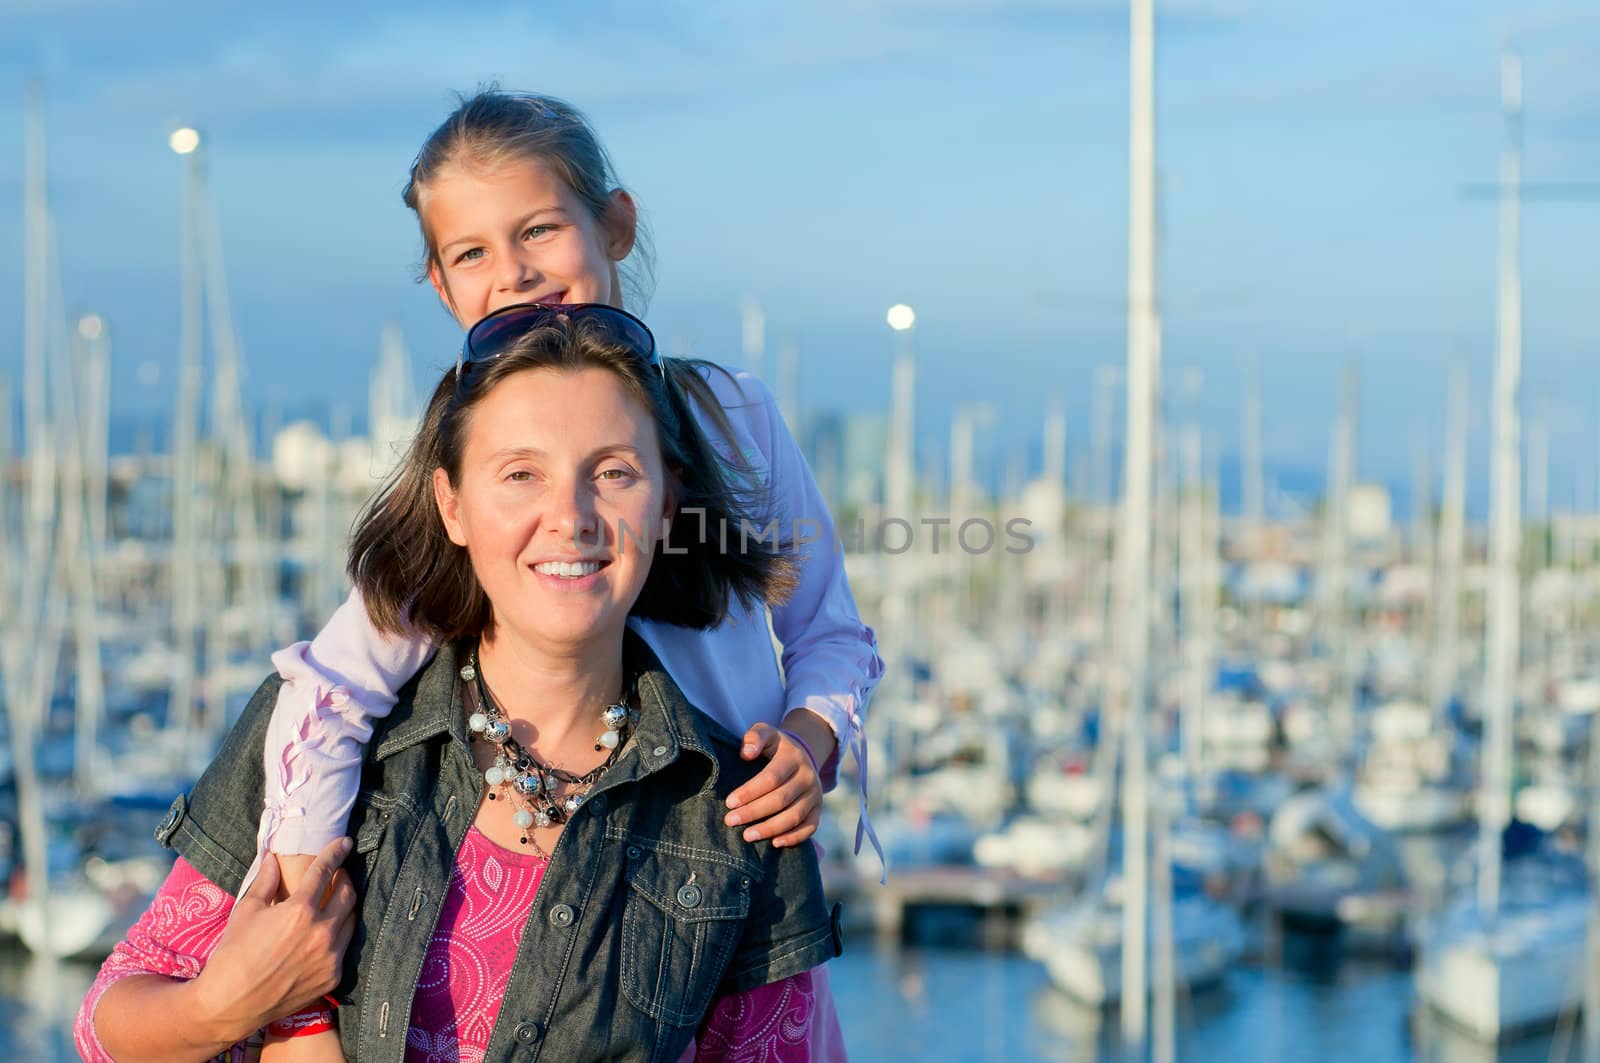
left=81, top=841, right=356, bottom=1063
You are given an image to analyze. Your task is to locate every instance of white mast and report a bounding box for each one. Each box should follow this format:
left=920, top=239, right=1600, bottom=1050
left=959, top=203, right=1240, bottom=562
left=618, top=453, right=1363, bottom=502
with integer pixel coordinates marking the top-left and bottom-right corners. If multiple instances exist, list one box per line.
left=882, top=304, right=917, bottom=675
left=169, top=127, right=204, bottom=750
left=950, top=407, right=974, bottom=616
left=1317, top=365, right=1358, bottom=761
left=202, top=172, right=267, bottom=738
left=1430, top=363, right=1467, bottom=715
left=741, top=299, right=766, bottom=382
left=370, top=320, right=419, bottom=477
left=1182, top=427, right=1211, bottom=781
left=1119, top=0, right=1158, bottom=1047
left=1044, top=397, right=1067, bottom=491
left=22, top=82, right=53, bottom=582
left=1479, top=51, right=1522, bottom=923
left=1528, top=412, right=1548, bottom=570
left=1409, top=424, right=1435, bottom=670
left=7, top=77, right=58, bottom=956
left=1092, top=364, right=1120, bottom=638
left=63, top=316, right=106, bottom=793
left=777, top=337, right=800, bottom=431
left=1242, top=353, right=1264, bottom=533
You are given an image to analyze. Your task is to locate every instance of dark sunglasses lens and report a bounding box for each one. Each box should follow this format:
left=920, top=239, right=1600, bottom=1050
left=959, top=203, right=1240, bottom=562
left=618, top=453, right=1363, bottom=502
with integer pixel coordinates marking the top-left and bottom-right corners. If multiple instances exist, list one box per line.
left=462, top=304, right=658, bottom=378
left=468, top=306, right=555, bottom=362
left=582, top=310, right=657, bottom=365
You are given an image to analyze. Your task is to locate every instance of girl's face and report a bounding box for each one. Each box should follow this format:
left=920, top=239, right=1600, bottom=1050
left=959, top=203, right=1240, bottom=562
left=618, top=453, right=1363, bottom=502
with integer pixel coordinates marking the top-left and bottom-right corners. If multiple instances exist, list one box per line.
left=422, top=158, right=636, bottom=329
left=433, top=367, right=671, bottom=656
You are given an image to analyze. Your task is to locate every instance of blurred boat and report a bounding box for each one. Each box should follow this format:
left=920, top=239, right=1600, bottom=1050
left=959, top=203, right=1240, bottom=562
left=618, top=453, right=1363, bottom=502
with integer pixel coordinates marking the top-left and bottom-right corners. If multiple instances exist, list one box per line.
left=1021, top=871, right=1244, bottom=1008
left=1263, top=787, right=1407, bottom=936
left=1413, top=836, right=1589, bottom=1040
left=1352, top=699, right=1470, bottom=834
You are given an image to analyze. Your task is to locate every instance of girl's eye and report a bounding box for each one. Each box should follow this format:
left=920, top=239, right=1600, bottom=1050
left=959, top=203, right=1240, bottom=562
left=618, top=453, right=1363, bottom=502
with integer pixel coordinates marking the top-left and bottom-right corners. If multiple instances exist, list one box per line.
left=454, top=247, right=485, bottom=265
left=523, top=225, right=554, bottom=240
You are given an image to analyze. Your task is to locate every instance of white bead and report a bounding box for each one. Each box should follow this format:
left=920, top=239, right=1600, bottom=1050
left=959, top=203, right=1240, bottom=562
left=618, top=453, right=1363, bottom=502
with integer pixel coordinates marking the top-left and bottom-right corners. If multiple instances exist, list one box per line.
left=485, top=766, right=505, bottom=786
left=599, top=730, right=620, bottom=749
left=469, top=713, right=488, bottom=733
left=513, top=810, right=534, bottom=829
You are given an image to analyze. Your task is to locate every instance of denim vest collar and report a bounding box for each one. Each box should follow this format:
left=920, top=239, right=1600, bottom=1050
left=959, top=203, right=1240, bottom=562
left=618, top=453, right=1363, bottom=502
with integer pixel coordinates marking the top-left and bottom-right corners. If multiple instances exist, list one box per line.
left=371, top=632, right=729, bottom=796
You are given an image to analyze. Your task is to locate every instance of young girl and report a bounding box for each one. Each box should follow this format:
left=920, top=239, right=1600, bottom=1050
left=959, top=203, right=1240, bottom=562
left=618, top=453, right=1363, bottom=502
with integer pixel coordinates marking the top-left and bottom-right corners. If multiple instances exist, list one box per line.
left=256, top=90, right=882, bottom=1057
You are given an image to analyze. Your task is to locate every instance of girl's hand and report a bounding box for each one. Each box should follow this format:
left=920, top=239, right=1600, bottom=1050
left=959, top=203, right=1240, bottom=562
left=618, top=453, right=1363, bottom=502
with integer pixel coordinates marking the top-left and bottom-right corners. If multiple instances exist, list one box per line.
left=725, top=721, right=829, bottom=847
left=191, top=838, right=357, bottom=1043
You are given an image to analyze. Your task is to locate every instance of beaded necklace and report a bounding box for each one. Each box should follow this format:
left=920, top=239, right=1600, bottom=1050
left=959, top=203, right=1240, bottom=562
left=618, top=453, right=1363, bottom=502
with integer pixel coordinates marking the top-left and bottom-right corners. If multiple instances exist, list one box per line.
left=461, top=647, right=635, bottom=856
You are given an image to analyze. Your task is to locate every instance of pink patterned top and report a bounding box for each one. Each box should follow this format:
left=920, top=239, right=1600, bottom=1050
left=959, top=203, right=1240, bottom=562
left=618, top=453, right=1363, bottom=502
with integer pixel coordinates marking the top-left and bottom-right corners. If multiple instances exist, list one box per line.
left=76, top=835, right=845, bottom=1062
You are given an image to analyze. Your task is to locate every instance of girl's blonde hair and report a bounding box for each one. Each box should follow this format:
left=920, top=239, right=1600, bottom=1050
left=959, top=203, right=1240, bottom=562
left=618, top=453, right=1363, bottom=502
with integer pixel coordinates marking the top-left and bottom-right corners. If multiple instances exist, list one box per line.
left=402, top=88, right=655, bottom=310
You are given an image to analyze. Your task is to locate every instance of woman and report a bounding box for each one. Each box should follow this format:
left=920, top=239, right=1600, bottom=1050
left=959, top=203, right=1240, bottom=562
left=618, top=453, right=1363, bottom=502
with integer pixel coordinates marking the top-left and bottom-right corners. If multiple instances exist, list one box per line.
left=77, top=305, right=845, bottom=1062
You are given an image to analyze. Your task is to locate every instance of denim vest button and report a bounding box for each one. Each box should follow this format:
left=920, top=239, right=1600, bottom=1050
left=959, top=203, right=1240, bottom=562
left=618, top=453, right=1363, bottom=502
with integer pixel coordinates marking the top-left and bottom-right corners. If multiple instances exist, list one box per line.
left=589, top=793, right=608, bottom=815
left=676, top=883, right=703, bottom=908
left=513, top=1020, right=543, bottom=1045
left=652, top=745, right=668, bottom=757
left=549, top=903, right=575, bottom=927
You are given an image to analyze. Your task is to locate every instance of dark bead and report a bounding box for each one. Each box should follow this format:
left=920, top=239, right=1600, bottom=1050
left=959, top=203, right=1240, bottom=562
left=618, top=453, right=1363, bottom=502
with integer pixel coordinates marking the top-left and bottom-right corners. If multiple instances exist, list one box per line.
left=488, top=793, right=497, bottom=800
left=520, top=836, right=528, bottom=844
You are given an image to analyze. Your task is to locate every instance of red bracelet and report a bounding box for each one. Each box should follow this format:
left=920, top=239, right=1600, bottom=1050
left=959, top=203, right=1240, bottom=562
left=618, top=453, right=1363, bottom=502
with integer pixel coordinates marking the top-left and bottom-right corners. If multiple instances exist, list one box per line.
left=776, top=727, right=821, bottom=778
left=266, top=1007, right=335, bottom=1038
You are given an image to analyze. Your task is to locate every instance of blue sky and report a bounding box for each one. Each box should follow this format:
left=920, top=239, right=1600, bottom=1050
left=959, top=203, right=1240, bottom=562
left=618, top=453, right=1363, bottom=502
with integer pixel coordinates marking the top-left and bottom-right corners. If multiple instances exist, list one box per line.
left=2, top=0, right=1598, bottom=511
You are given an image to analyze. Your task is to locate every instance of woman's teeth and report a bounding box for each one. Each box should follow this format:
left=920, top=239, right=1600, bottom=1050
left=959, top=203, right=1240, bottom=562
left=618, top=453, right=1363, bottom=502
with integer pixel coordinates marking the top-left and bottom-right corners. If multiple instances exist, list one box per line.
left=534, top=560, right=604, bottom=578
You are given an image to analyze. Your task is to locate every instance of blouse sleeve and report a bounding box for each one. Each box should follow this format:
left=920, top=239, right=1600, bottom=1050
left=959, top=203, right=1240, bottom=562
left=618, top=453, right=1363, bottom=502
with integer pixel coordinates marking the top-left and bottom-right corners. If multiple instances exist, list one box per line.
left=253, top=587, right=434, bottom=883
left=73, top=857, right=245, bottom=1063
left=706, top=369, right=885, bottom=870
left=688, top=968, right=847, bottom=1062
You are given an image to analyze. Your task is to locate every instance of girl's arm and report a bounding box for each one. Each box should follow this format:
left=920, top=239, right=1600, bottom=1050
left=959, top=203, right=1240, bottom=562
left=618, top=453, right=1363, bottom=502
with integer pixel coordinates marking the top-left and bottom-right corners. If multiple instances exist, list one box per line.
left=685, top=968, right=846, bottom=1062
left=249, top=587, right=434, bottom=894
left=77, top=842, right=355, bottom=1063
left=706, top=371, right=884, bottom=864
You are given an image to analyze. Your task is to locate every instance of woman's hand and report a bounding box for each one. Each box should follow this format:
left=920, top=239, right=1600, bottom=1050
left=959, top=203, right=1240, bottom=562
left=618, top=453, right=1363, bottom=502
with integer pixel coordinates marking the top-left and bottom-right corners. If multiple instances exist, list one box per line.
left=724, top=715, right=834, bottom=848
left=191, top=838, right=358, bottom=1044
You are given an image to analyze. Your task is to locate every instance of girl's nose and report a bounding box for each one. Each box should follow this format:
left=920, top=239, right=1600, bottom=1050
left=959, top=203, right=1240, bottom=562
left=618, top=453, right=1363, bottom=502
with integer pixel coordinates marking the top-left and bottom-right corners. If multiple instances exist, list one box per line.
left=497, top=248, right=542, bottom=294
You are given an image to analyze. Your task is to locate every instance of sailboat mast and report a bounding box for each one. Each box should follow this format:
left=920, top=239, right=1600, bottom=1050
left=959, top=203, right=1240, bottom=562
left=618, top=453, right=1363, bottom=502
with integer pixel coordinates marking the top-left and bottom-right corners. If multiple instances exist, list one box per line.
left=1119, top=0, right=1157, bottom=1046
left=170, top=131, right=205, bottom=749
left=1430, top=363, right=1467, bottom=715
left=22, top=82, right=52, bottom=567
left=1479, top=51, right=1522, bottom=922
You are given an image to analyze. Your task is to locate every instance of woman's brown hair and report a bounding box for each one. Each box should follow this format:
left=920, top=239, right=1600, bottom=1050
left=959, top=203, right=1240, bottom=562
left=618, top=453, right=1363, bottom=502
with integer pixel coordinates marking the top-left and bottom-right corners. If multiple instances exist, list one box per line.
left=349, top=315, right=796, bottom=641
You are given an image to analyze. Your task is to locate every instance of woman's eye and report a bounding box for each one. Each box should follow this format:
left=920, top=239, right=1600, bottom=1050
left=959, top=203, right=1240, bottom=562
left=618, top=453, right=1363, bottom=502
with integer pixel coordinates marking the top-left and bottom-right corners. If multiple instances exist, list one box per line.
left=507, top=470, right=534, bottom=483
left=598, top=467, right=635, bottom=482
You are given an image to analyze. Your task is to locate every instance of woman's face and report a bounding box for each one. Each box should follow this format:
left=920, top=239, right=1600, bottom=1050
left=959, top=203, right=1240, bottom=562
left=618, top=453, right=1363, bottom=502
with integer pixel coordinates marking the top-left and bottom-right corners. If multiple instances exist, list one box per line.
left=433, top=366, right=671, bottom=654
left=422, top=157, right=636, bottom=328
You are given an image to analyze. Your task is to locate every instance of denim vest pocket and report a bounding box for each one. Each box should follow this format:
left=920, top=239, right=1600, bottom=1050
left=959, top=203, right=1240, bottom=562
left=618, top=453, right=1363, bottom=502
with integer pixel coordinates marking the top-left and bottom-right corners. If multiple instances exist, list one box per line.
left=620, top=843, right=752, bottom=1027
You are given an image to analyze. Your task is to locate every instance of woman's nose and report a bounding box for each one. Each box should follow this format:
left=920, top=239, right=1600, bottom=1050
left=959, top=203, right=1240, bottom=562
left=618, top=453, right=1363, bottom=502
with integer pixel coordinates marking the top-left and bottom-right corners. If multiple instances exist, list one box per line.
left=548, top=480, right=603, bottom=548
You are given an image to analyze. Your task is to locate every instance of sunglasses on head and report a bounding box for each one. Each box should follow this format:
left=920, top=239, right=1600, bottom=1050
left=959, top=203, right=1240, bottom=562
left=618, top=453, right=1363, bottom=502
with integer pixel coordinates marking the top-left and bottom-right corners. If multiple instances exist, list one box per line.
left=456, top=302, right=662, bottom=388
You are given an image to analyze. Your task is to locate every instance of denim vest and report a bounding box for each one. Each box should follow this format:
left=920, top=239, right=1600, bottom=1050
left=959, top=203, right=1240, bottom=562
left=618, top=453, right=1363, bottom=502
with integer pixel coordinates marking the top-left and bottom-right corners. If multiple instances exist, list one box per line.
left=156, top=635, right=843, bottom=1062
